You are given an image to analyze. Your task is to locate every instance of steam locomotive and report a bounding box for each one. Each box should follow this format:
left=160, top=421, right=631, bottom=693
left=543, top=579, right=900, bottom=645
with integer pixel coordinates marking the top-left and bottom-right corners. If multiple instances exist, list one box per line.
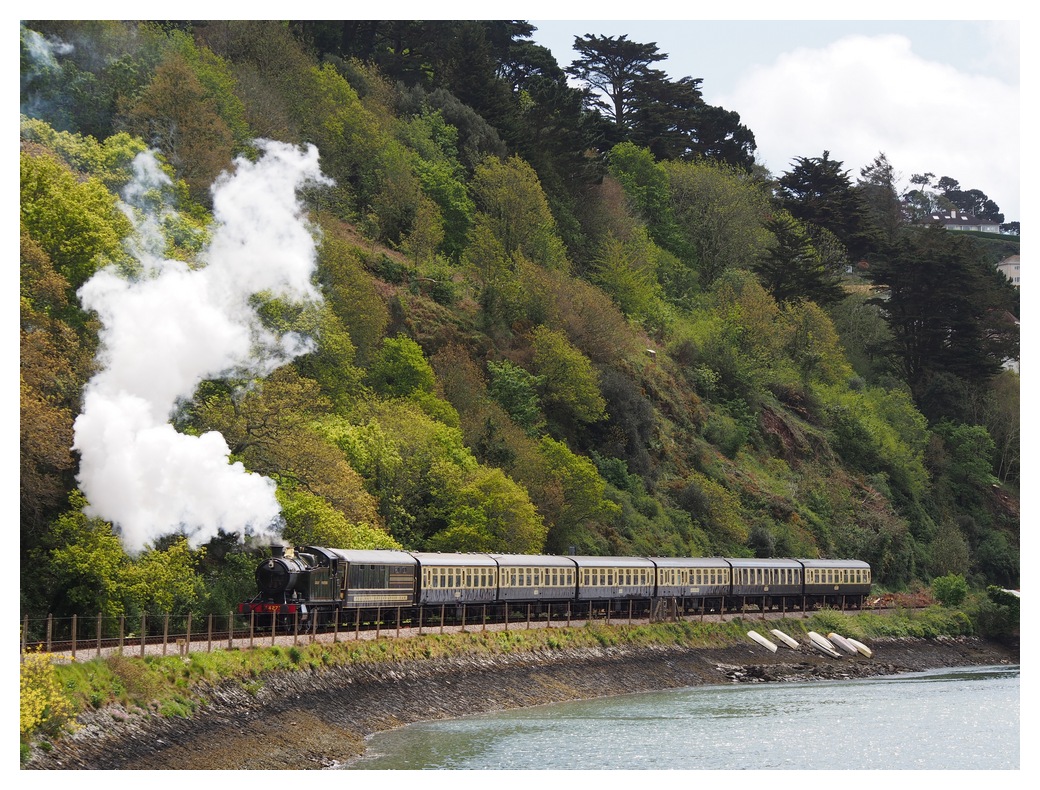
left=238, top=546, right=872, bottom=628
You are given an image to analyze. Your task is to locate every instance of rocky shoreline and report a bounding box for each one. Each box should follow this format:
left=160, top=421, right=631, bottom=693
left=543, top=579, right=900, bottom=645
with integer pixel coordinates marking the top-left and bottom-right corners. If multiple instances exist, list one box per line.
left=23, top=635, right=1018, bottom=770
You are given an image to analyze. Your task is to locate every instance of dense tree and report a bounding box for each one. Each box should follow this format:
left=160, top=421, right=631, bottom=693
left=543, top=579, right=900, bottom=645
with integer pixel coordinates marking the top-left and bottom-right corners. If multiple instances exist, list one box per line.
left=856, top=153, right=904, bottom=246
left=683, top=103, right=757, bottom=171
left=867, top=227, right=1019, bottom=419
left=663, top=158, right=774, bottom=292
left=775, top=151, right=875, bottom=259
left=530, top=325, right=607, bottom=425
left=752, top=210, right=845, bottom=305
left=16, top=20, right=1021, bottom=605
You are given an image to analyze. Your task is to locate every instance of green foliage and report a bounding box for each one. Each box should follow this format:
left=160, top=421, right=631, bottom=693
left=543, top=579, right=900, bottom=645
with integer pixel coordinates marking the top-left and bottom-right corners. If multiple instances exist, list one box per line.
left=401, top=109, right=475, bottom=260
left=817, top=383, right=929, bottom=504
left=662, top=158, right=774, bottom=293
left=46, top=492, right=205, bottom=620
left=20, top=118, right=149, bottom=192
left=538, top=436, right=620, bottom=553
left=470, top=154, right=568, bottom=269
left=931, top=573, right=968, bottom=607
left=322, top=400, right=539, bottom=551
left=20, top=147, right=133, bottom=288
left=530, top=325, right=606, bottom=425
left=606, top=142, right=683, bottom=255
left=932, top=420, right=998, bottom=493
left=277, top=487, right=401, bottom=550
left=486, top=360, right=546, bottom=436
left=367, top=335, right=437, bottom=398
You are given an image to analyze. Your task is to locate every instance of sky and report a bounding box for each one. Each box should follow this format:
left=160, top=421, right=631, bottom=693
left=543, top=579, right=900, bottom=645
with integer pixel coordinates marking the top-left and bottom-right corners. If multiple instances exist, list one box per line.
left=527, top=17, right=1021, bottom=222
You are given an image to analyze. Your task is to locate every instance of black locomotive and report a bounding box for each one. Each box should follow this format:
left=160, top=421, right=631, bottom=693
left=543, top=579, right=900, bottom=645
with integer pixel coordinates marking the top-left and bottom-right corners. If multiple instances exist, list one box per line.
left=238, top=546, right=872, bottom=629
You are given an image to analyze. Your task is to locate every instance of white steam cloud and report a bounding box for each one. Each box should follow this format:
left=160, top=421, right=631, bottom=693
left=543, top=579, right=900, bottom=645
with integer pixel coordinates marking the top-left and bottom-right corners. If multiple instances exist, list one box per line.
left=73, top=140, right=331, bottom=554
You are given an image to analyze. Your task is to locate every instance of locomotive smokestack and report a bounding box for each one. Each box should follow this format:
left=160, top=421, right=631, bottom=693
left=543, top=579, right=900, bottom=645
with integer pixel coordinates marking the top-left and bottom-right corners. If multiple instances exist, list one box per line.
left=271, top=544, right=285, bottom=558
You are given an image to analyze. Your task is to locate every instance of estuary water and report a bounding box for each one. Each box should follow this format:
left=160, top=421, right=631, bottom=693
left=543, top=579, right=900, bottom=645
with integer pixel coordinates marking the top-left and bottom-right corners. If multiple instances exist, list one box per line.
left=346, top=664, right=1019, bottom=771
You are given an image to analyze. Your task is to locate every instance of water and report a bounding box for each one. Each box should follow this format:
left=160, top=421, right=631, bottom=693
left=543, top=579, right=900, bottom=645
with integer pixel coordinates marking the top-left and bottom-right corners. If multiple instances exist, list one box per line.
left=346, top=665, right=1019, bottom=770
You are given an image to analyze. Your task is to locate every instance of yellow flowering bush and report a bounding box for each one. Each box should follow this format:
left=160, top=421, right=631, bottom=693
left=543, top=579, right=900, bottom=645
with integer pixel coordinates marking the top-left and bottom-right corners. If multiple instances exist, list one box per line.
left=20, top=649, right=73, bottom=740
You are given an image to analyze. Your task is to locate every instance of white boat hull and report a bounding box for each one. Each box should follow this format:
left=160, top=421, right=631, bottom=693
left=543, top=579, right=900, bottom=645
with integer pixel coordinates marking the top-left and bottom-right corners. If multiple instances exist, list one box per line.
left=769, top=629, right=800, bottom=649
left=748, top=630, right=778, bottom=652
left=827, top=632, right=860, bottom=655
left=846, top=637, right=873, bottom=657
left=808, top=630, right=842, bottom=658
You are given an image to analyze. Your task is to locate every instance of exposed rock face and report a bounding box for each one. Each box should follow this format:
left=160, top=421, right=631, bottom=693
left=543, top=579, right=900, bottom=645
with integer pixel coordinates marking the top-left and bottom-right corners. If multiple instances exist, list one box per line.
left=23, top=636, right=1017, bottom=770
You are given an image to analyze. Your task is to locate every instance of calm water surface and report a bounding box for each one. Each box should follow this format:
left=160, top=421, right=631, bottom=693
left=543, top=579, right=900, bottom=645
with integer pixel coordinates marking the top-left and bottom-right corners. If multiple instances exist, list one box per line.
left=346, top=664, right=1019, bottom=770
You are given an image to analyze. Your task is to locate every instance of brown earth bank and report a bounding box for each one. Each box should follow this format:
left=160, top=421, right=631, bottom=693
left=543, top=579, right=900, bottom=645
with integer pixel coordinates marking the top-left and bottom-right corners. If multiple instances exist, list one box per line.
left=24, top=635, right=1018, bottom=771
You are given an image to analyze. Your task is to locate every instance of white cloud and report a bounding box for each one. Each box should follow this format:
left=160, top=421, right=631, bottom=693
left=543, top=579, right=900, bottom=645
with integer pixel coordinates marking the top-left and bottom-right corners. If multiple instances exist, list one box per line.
left=721, top=34, right=1020, bottom=221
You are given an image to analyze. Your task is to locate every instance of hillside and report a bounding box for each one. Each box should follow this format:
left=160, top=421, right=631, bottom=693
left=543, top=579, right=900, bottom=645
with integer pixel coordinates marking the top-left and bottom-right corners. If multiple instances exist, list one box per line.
left=19, top=20, right=1019, bottom=637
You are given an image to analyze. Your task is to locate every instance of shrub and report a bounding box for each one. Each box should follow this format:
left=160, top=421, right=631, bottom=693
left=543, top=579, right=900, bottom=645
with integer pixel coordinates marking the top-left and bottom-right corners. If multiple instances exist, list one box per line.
left=20, top=650, right=74, bottom=741
left=931, top=573, right=968, bottom=608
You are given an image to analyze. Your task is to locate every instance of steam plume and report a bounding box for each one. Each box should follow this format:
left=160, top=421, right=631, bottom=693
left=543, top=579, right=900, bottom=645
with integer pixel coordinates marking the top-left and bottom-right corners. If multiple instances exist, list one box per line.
left=72, top=140, right=331, bottom=554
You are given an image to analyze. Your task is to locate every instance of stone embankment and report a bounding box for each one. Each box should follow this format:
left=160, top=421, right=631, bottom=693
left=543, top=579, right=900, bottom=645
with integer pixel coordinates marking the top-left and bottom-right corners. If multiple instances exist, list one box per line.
left=24, top=635, right=1017, bottom=770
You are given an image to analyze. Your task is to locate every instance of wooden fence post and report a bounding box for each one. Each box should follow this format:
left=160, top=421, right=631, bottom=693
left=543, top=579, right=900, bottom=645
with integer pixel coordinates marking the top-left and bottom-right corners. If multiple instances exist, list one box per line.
left=207, top=614, right=213, bottom=653
left=96, top=612, right=102, bottom=658
left=46, top=614, right=52, bottom=654
left=163, top=613, right=169, bottom=655
left=118, top=615, right=125, bottom=655
left=22, top=615, right=28, bottom=660
left=71, top=614, right=77, bottom=660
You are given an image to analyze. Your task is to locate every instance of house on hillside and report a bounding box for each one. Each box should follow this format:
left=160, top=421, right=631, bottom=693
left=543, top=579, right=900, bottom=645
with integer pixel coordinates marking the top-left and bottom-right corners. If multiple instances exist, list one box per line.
left=922, top=210, right=1001, bottom=233
left=997, top=255, right=1020, bottom=287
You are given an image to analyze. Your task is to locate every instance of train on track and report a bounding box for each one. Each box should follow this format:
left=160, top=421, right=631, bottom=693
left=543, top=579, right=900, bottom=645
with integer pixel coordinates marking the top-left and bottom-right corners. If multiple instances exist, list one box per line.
left=238, top=546, right=872, bottom=630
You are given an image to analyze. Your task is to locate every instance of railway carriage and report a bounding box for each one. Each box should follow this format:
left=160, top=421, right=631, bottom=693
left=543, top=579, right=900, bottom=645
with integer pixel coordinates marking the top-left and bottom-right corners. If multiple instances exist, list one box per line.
left=575, top=556, right=655, bottom=617
left=490, top=554, right=578, bottom=603
left=799, top=559, right=872, bottom=609
left=649, top=556, right=731, bottom=613
left=727, top=557, right=803, bottom=612
left=412, top=552, right=498, bottom=606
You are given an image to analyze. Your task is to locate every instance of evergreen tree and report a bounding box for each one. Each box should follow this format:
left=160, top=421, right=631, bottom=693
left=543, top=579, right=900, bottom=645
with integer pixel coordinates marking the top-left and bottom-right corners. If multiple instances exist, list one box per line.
left=868, top=227, right=1019, bottom=420
left=776, top=151, right=875, bottom=259
left=753, top=211, right=844, bottom=305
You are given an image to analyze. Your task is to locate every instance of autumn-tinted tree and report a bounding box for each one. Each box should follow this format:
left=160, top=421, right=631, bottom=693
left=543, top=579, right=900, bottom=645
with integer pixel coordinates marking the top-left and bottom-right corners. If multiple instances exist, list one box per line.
left=120, top=50, right=237, bottom=205
left=20, top=232, right=92, bottom=536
